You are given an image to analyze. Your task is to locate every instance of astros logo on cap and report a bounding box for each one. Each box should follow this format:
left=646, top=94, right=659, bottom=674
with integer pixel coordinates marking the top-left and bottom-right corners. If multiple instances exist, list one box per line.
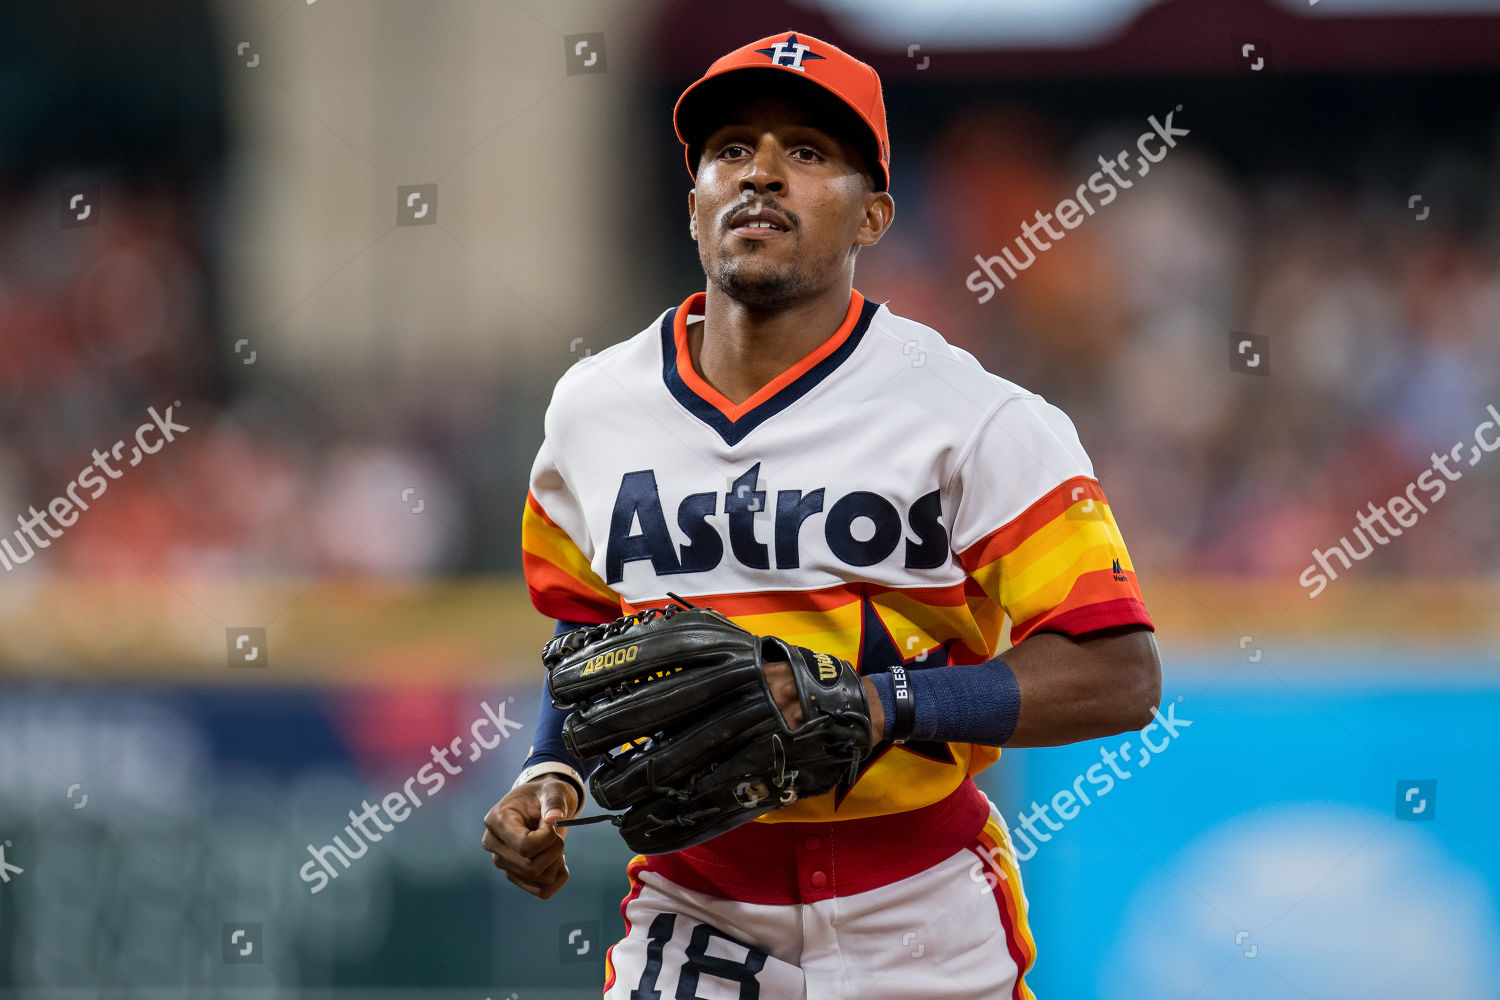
left=754, top=33, right=825, bottom=72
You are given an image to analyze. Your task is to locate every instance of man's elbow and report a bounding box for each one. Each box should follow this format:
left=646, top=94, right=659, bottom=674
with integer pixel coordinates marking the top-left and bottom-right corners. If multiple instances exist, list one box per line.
left=1119, top=632, right=1163, bottom=731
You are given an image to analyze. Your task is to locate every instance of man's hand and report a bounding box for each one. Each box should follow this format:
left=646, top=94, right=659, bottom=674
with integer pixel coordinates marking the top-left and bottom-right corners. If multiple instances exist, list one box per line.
left=482, top=776, right=579, bottom=899
left=764, top=659, right=885, bottom=744
left=547, top=605, right=873, bottom=854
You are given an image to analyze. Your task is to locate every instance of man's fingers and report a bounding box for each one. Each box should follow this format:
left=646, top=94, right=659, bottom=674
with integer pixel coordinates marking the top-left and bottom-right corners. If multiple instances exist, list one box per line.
left=503, top=821, right=565, bottom=861
left=483, top=800, right=532, bottom=844
left=484, top=824, right=566, bottom=876
left=538, top=779, right=579, bottom=832
left=483, top=798, right=561, bottom=858
left=481, top=825, right=537, bottom=860
left=539, top=802, right=568, bottom=835
left=486, top=809, right=534, bottom=857
left=517, top=827, right=568, bottom=866
left=505, top=857, right=570, bottom=899
left=540, top=802, right=574, bottom=835
left=486, top=836, right=563, bottom=877
left=541, top=809, right=571, bottom=842
left=763, top=659, right=805, bottom=729
left=530, top=849, right=568, bottom=886
left=484, top=779, right=578, bottom=897
left=533, top=855, right=570, bottom=898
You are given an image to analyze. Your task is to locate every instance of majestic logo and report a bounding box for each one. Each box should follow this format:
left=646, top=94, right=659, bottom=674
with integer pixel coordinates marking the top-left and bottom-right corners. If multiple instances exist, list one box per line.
left=755, top=33, right=826, bottom=72
left=603, top=463, right=948, bottom=585
left=1112, top=558, right=1128, bottom=583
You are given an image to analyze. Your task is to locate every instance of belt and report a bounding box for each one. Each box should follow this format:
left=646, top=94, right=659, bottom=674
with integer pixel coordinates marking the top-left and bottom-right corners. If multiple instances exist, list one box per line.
left=643, top=779, right=990, bottom=904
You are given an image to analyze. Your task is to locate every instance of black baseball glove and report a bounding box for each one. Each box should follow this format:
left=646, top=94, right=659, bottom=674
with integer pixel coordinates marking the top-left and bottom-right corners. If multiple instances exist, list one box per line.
left=544, top=598, right=873, bottom=855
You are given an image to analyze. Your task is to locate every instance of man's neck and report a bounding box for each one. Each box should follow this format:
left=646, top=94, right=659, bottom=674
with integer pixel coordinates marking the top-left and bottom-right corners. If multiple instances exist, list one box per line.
left=687, top=282, right=854, bottom=406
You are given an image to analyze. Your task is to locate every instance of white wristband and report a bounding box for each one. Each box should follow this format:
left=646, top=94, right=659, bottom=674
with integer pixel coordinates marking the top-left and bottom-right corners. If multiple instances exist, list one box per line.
left=510, top=761, right=586, bottom=814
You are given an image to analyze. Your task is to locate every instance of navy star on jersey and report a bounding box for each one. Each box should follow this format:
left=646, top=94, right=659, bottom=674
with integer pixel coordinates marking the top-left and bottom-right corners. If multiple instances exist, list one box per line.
left=835, top=594, right=955, bottom=807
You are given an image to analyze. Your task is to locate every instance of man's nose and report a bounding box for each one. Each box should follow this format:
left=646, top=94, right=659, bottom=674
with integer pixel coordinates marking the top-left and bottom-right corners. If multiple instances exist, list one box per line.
left=738, top=139, right=786, bottom=194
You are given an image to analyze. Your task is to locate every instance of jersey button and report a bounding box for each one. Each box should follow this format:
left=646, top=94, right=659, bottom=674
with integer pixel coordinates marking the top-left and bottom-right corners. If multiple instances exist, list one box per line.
left=809, top=870, right=828, bottom=889
left=803, top=835, right=822, bottom=852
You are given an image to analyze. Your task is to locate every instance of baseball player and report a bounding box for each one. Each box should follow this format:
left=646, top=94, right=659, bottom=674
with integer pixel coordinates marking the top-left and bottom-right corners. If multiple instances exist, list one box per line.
left=484, top=31, right=1160, bottom=1000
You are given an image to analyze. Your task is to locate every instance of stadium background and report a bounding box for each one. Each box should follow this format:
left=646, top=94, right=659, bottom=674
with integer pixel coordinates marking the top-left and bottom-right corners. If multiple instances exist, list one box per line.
left=1, top=0, right=1498, bottom=996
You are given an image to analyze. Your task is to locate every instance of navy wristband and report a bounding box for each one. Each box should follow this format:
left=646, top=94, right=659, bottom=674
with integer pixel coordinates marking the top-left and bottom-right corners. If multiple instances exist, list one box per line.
left=867, top=657, right=1021, bottom=747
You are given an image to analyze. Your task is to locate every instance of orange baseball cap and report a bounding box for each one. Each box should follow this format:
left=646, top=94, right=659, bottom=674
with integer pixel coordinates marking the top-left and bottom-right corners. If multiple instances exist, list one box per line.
left=674, top=31, right=890, bottom=191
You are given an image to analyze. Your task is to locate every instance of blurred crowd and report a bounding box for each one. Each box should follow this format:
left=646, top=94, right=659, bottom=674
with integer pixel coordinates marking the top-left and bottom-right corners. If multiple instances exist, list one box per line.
left=0, top=188, right=465, bottom=579
left=2, top=95, right=1496, bottom=588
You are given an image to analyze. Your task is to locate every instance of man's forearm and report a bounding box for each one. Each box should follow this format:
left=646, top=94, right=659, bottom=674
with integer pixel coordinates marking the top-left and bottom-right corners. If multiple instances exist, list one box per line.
left=862, top=625, right=1159, bottom=749
left=1000, top=626, right=1160, bottom=747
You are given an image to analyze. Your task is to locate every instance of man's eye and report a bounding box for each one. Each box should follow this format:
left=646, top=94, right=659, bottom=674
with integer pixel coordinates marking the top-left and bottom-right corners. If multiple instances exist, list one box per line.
left=714, top=144, right=820, bottom=161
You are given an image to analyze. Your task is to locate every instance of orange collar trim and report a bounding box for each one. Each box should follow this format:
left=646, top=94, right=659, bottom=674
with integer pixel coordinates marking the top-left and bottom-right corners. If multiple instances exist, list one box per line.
left=673, top=290, right=868, bottom=423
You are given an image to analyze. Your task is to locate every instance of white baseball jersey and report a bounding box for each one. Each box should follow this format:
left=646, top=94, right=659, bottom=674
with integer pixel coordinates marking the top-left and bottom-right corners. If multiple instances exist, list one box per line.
left=522, top=288, right=1152, bottom=998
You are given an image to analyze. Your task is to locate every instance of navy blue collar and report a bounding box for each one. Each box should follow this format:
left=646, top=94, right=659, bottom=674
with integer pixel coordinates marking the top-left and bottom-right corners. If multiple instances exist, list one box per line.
left=660, top=293, right=880, bottom=446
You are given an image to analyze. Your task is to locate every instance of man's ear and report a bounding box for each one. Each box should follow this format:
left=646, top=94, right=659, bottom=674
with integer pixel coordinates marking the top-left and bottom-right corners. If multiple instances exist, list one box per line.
left=855, top=190, right=895, bottom=248
left=688, top=189, right=698, bottom=242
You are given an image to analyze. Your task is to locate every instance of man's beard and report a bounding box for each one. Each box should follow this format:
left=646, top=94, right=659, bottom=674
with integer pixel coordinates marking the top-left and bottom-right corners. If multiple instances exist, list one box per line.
left=702, top=243, right=824, bottom=312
